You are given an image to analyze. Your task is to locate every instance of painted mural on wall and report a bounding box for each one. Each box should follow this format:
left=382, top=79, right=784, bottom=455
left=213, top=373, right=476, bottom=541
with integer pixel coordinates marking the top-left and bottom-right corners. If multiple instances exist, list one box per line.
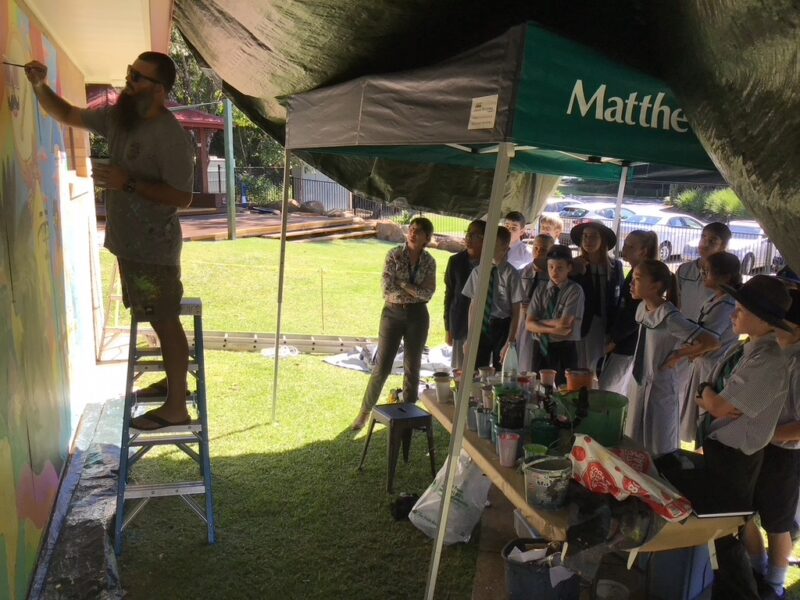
left=0, top=0, right=74, bottom=596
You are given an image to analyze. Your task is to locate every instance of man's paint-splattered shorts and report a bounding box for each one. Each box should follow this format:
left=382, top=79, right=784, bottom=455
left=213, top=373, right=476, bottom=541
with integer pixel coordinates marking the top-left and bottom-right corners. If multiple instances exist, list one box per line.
left=118, top=258, right=183, bottom=321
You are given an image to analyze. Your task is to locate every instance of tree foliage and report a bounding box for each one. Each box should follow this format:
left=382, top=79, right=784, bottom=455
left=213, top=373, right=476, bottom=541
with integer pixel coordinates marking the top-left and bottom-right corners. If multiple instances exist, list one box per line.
left=169, top=29, right=285, bottom=168
left=672, top=187, right=749, bottom=222
left=705, top=188, right=748, bottom=221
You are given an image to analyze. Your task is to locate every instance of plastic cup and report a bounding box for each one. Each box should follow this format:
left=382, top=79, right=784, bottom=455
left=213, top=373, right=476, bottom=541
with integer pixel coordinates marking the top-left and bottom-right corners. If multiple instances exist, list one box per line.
left=539, top=369, right=557, bottom=387
left=434, top=374, right=452, bottom=403
left=565, top=368, right=593, bottom=392
left=478, top=366, right=495, bottom=381
left=523, top=443, right=548, bottom=461
left=481, top=385, right=494, bottom=410
left=499, top=433, right=520, bottom=467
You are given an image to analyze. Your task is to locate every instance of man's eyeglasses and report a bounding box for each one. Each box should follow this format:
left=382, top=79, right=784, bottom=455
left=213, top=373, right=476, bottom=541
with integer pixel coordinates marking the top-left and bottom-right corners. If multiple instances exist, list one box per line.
left=127, top=65, right=163, bottom=86
left=465, top=231, right=484, bottom=240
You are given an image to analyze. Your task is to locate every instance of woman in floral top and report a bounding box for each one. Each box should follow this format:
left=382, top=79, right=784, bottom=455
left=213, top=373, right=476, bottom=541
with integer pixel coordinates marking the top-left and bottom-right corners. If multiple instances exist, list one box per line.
left=352, top=217, right=436, bottom=430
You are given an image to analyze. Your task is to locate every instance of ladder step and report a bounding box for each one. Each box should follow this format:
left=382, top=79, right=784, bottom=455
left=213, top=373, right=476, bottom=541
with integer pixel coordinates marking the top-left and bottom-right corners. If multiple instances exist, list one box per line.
left=129, top=434, right=200, bottom=446
left=130, top=421, right=203, bottom=435
left=134, top=394, right=198, bottom=405
left=132, top=361, right=200, bottom=373
left=124, top=482, right=206, bottom=499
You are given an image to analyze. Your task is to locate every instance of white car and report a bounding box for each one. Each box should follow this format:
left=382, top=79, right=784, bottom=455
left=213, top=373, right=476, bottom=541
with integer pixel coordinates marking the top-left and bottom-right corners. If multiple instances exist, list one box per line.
left=681, top=219, right=781, bottom=275
left=541, top=197, right=585, bottom=217
left=618, top=209, right=706, bottom=261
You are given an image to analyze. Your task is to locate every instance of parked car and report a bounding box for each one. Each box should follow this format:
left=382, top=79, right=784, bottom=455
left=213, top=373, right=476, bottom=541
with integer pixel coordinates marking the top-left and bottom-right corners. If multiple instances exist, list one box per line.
left=681, top=219, right=782, bottom=275
left=558, top=202, right=637, bottom=224
left=618, top=209, right=706, bottom=261
left=541, top=197, right=585, bottom=218
left=555, top=202, right=639, bottom=246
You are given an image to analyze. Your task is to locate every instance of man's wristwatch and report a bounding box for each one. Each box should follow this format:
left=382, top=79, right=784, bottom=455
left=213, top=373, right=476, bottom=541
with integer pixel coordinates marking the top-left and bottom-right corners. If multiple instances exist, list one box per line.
left=123, top=178, right=137, bottom=194
left=696, top=381, right=713, bottom=398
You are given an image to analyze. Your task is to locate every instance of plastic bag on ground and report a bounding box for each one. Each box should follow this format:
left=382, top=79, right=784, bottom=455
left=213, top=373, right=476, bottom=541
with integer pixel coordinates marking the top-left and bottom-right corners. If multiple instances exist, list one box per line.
left=409, top=450, right=491, bottom=544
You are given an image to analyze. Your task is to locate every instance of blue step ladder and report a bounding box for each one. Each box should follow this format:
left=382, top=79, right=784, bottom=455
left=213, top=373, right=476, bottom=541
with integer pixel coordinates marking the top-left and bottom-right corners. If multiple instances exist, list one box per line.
left=113, top=297, right=216, bottom=555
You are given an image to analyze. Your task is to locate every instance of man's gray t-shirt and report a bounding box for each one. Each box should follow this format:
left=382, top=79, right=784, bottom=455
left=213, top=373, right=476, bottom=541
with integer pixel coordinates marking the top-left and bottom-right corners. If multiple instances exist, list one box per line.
left=81, top=106, right=194, bottom=266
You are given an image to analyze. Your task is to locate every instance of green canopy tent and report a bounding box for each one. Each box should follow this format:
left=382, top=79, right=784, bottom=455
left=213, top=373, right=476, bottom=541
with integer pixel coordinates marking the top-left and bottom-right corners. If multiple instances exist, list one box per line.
left=279, top=22, right=717, bottom=598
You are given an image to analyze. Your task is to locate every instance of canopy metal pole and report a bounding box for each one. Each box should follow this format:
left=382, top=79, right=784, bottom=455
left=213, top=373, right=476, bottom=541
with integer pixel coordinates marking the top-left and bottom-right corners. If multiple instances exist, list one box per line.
left=425, top=142, right=514, bottom=600
left=612, top=165, right=629, bottom=259
left=270, top=150, right=291, bottom=424
left=224, top=98, right=237, bottom=240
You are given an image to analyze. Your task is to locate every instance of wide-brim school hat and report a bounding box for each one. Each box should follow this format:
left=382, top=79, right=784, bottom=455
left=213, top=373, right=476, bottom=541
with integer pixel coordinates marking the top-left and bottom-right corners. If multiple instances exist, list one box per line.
left=785, top=288, right=800, bottom=327
left=570, top=221, right=617, bottom=250
left=721, top=274, right=792, bottom=331
left=776, top=265, right=800, bottom=287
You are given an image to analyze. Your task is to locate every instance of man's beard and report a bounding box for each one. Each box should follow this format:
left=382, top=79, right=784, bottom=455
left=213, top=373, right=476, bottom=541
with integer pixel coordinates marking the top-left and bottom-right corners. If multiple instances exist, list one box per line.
left=114, top=88, right=154, bottom=131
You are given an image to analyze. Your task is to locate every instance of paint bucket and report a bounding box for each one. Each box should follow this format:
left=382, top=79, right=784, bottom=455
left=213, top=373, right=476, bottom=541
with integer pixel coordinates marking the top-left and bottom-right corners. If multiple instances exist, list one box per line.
left=499, top=433, right=520, bottom=467
left=477, top=408, right=492, bottom=439
left=523, top=457, right=573, bottom=509
left=562, top=390, right=628, bottom=446
left=565, top=368, right=593, bottom=392
left=502, top=538, right=579, bottom=600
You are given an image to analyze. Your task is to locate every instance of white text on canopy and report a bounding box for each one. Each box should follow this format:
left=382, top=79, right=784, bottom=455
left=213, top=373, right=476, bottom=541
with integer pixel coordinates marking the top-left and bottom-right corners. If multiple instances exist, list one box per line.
left=566, top=80, right=689, bottom=133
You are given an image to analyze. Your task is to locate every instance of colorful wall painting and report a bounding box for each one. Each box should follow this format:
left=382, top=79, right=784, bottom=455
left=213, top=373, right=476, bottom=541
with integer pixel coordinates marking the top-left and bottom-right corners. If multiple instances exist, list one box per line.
left=1, top=0, right=98, bottom=597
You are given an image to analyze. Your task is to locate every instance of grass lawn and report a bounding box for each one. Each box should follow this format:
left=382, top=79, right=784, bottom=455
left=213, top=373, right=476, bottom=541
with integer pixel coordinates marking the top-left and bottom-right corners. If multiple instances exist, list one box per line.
left=120, top=353, right=477, bottom=599
left=101, top=238, right=453, bottom=342
left=105, top=238, right=478, bottom=599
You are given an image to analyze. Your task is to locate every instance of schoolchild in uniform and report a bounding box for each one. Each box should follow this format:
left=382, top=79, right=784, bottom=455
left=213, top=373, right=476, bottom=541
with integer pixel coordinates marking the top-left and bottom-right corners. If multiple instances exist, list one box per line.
left=679, top=251, right=741, bottom=444
left=443, top=219, right=486, bottom=370
left=526, top=244, right=585, bottom=386
left=743, top=288, right=800, bottom=600
left=539, top=214, right=564, bottom=244
left=504, top=211, right=533, bottom=270
left=570, top=222, right=625, bottom=373
left=516, top=234, right=554, bottom=372
left=674, top=275, right=791, bottom=600
left=624, top=259, right=718, bottom=456
left=461, top=226, right=525, bottom=371
left=674, top=222, right=732, bottom=427
left=599, top=230, right=658, bottom=395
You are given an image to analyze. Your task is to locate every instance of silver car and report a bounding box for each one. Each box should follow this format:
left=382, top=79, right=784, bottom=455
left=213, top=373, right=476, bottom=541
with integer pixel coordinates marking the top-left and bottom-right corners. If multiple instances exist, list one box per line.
left=681, top=220, right=781, bottom=274
left=618, top=210, right=707, bottom=261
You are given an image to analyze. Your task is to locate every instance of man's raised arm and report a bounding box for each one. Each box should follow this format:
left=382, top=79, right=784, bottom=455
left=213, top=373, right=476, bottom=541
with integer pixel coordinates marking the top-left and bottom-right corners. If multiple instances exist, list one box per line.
left=24, top=60, right=85, bottom=129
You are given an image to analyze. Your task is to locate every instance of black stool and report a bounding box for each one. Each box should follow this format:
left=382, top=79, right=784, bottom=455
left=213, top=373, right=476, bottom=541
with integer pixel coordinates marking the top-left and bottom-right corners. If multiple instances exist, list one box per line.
left=357, top=403, right=436, bottom=493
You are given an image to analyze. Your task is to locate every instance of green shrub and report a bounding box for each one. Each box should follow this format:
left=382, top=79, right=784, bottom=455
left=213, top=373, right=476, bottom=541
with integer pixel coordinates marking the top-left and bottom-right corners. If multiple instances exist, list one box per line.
left=674, top=188, right=706, bottom=216
left=704, top=188, right=748, bottom=221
